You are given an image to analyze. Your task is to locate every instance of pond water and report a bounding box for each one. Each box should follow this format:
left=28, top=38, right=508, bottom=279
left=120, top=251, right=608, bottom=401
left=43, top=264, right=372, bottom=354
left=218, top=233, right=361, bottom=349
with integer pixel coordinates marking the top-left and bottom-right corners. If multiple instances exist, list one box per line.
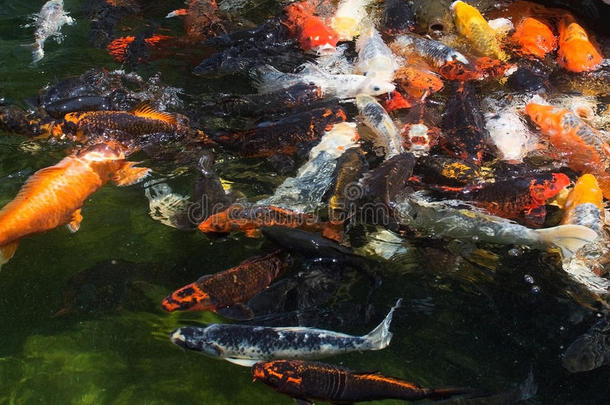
left=0, top=1, right=608, bottom=404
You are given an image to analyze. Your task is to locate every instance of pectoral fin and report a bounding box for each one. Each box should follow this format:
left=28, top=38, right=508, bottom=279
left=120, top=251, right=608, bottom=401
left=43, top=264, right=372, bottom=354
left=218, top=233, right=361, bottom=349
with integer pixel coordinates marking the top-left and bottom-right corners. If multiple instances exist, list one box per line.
left=66, top=209, right=83, bottom=233
left=224, top=358, right=259, bottom=367
left=216, top=303, right=254, bottom=321
left=113, top=162, right=150, bottom=186
left=0, top=241, right=19, bottom=267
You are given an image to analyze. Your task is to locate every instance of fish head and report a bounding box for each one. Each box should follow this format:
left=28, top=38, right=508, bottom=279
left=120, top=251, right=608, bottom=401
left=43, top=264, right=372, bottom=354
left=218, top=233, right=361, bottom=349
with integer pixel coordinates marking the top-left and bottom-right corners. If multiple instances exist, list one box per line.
left=359, top=77, right=396, bottom=96
left=529, top=173, right=571, bottom=204
left=565, top=174, right=604, bottom=210
left=557, top=40, right=603, bottom=73
left=197, top=210, right=235, bottom=233
left=170, top=326, right=225, bottom=356
left=524, top=103, right=562, bottom=131
left=562, top=333, right=606, bottom=372
left=161, top=282, right=212, bottom=312
left=299, top=20, right=338, bottom=54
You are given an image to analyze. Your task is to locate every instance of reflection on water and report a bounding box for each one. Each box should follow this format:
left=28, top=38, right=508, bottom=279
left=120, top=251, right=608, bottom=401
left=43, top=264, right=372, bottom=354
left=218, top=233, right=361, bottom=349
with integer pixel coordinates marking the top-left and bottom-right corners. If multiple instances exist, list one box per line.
left=0, top=0, right=608, bottom=404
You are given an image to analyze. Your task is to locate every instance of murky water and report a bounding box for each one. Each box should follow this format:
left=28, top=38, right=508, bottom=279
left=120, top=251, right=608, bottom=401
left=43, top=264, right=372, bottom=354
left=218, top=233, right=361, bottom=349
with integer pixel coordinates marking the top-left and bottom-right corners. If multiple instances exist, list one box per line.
left=0, top=1, right=608, bottom=404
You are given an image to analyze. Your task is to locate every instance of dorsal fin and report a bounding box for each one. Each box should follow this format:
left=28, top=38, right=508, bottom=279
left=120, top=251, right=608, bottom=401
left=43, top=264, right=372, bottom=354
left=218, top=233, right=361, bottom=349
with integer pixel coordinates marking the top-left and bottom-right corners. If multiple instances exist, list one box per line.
left=130, top=102, right=177, bottom=125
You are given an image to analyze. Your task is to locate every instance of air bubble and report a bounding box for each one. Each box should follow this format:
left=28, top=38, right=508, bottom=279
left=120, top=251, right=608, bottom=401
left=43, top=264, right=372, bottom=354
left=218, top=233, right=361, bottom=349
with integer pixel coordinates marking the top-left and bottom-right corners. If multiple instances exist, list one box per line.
left=530, top=285, right=541, bottom=294
left=524, top=274, right=534, bottom=284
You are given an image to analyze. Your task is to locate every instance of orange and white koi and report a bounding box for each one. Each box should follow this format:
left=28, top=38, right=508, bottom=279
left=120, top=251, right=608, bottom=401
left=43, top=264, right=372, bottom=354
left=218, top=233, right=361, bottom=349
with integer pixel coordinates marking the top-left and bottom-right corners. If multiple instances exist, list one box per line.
left=282, top=1, right=338, bottom=54
left=557, top=14, right=603, bottom=73
left=0, top=142, right=148, bottom=266
left=525, top=102, right=610, bottom=199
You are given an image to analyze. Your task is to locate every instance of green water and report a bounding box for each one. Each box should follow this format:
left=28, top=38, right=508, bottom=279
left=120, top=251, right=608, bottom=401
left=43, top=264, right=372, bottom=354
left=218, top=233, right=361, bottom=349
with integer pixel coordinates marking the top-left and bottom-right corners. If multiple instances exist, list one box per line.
left=0, top=1, right=609, bottom=404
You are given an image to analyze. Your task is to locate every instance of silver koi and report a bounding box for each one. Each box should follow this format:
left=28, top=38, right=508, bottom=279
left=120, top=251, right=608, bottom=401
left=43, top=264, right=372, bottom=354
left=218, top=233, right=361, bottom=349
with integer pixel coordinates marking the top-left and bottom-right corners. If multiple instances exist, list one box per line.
left=27, top=0, right=74, bottom=63
left=356, top=94, right=404, bottom=159
left=391, top=34, right=469, bottom=68
left=169, top=299, right=402, bottom=366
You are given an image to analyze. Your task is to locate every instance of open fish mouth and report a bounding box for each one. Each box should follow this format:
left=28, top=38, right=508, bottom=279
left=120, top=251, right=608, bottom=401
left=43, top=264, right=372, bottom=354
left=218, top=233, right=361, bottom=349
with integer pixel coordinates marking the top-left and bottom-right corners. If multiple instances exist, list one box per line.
left=314, top=44, right=337, bottom=56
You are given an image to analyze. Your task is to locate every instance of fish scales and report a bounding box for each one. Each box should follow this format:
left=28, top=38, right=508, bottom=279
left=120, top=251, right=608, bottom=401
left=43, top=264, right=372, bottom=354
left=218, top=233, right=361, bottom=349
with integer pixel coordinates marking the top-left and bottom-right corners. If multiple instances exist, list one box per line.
left=64, top=111, right=177, bottom=136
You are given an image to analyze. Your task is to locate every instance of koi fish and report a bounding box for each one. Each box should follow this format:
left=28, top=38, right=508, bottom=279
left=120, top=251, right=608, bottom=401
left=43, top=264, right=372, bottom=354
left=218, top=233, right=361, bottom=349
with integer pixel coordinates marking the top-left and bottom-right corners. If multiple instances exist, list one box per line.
left=383, top=91, right=413, bottom=112
left=356, top=94, right=404, bottom=159
left=382, top=0, right=415, bottom=36
left=451, top=1, right=507, bottom=61
left=391, top=34, right=469, bottom=69
left=439, top=56, right=515, bottom=82
left=525, top=102, right=610, bottom=199
left=412, top=156, right=483, bottom=188
left=198, top=205, right=341, bottom=241
left=26, top=0, right=74, bottom=63
left=212, top=103, right=347, bottom=157
left=282, top=1, right=338, bottom=54
left=0, top=142, right=148, bottom=265
left=455, top=173, right=571, bottom=226
left=169, top=299, right=401, bottom=366
left=394, top=192, right=597, bottom=259
left=252, top=64, right=395, bottom=99
left=441, top=82, right=495, bottom=165
left=401, top=103, right=441, bottom=157
left=563, top=313, right=610, bottom=373
left=50, top=102, right=191, bottom=143
left=355, top=26, right=399, bottom=81
left=411, top=0, right=455, bottom=37
left=252, top=360, right=471, bottom=404
left=258, top=122, right=359, bottom=213
left=331, top=0, right=372, bottom=41
left=511, top=17, right=557, bottom=59
left=161, top=251, right=285, bottom=319
left=560, top=174, right=610, bottom=294
left=557, top=15, right=603, bottom=73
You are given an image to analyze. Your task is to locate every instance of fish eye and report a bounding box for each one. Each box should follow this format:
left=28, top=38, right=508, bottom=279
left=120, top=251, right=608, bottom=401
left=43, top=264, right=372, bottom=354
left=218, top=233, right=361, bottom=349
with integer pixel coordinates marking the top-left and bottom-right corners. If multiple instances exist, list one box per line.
left=588, top=54, right=593, bottom=60
left=373, top=86, right=380, bottom=91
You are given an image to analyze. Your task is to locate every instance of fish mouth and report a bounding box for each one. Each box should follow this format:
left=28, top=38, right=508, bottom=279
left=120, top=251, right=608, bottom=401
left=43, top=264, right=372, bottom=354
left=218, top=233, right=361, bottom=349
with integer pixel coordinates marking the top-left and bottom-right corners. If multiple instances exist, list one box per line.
left=170, top=328, right=187, bottom=348
left=314, top=44, right=336, bottom=56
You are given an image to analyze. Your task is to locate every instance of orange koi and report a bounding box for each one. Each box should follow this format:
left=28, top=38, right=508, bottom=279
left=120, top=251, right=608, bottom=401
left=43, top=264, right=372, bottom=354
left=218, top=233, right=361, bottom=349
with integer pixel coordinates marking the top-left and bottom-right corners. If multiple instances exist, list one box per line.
left=393, top=64, right=443, bottom=99
left=161, top=251, right=285, bottom=316
left=557, top=15, right=603, bottom=73
left=439, top=56, right=515, bottom=81
left=198, top=205, right=342, bottom=241
left=511, top=17, right=557, bottom=59
left=525, top=102, right=610, bottom=198
left=0, top=142, right=148, bottom=265
left=282, top=1, right=338, bottom=54
left=382, top=90, right=413, bottom=112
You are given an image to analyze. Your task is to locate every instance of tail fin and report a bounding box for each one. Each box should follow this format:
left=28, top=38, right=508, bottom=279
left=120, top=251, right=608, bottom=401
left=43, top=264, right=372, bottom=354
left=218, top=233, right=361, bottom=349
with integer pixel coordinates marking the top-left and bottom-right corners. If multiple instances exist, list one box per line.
left=427, top=386, right=473, bottom=400
left=363, top=298, right=402, bottom=349
left=249, top=65, right=288, bottom=93
left=166, top=8, right=187, bottom=18
left=516, top=368, right=537, bottom=401
left=21, top=43, right=43, bottom=63
left=535, top=224, right=597, bottom=259
left=0, top=241, right=19, bottom=269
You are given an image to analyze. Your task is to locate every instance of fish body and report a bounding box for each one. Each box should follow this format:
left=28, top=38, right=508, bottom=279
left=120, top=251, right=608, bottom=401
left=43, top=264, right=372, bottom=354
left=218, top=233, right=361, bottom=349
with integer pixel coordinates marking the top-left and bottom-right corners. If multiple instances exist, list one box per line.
left=215, top=84, right=323, bottom=117
left=382, top=0, right=415, bottom=36
left=253, top=64, right=395, bottom=99
left=44, top=96, right=112, bottom=119
left=252, top=360, right=470, bottom=403
left=258, top=122, right=359, bottom=213
left=412, top=156, right=482, bottom=188
left=525, top=102, right=610, bottom=198
left=198, top=205, right=338, bottom=240
left=394, top=193, right=597, bottom=258
left=328, top=147, right=368, bottom=221
left=54, top=103, right=188, bottom=142
left=441, top=82, right=494, bottom=165
left=557, top=15, right=603, bottom=72
left=451, top=1, right=507, bottom=60
left=161, top=251, right=285, bottom=313
left=563, top=313, right=610, bottom=372
left=356, top=94, right=403, bottom=159
left=355, top=26, right=399, bottom=81
left=561, top=174, right=610, bottom=293
left=391, top=34, right=469, bottom=68
left=282, top=1, right=338, bottom=54
left=401, top=103, right=441, bottom=157
left=212, top=103, right=347, bottom=157
left=29, top=0, right=75, bottom=63
left=456, top=173, right=570, bottom=226
left=511, top=17, right=557, bottom=59
left=0, top=142, right=148, bottom=264
left=169, top=299, right=401, bottom=366
left=331, top=0, right=371, bottom=41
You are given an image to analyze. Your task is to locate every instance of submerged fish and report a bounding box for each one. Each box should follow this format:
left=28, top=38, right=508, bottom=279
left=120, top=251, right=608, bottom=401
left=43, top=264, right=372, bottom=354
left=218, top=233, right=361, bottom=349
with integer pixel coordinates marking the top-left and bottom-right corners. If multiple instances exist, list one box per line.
left=356, top=94, right=403, bottom=159
left=451, top=0, right=507, bottom=61
left=0, top=142, right=149, bottom=265
left=382, top=0, right=415, bottom=36
left=393, top=193, right=597, bottom=259
left=525, top=102, right=610, bottom=199
left=391, top=34, right=469, bottom=69
left=258, top=122, right=359, bottom=213
left=328, top=146, right=368, bottom=222
left=557, top=14, right=603, bottom=73
left=27, top=0, right=75, bottom=63
left=331, top=0, right=372, bottom=41
left=355, top=26, right=399, bottom=81
left=252, top=360, right=471, bottom=404
left=169, top=299, right=401, bottom=366
left=561, top=174, right=610, bottom=294
left=161, top=251, right=285, bottom=319
left=563, top=313, right=610, bottom=372
left=252, top=64, right=395, bottom=99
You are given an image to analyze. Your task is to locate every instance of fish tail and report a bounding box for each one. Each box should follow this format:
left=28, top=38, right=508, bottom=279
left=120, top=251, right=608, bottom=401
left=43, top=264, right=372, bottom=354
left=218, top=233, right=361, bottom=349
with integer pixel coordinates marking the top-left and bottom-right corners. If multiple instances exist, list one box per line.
left=249, top=65, right=286, bottom=93
left=516, top=368, right=538, bottom=401
left=363, top=298, right=402, bottom=349
left=32, top=45, right=44, bottom=63
left=0, top=241, right=19, bottom=269
left=534, top=224, right=597, bottom=259
left=426, top=386, right=473, bottom=400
